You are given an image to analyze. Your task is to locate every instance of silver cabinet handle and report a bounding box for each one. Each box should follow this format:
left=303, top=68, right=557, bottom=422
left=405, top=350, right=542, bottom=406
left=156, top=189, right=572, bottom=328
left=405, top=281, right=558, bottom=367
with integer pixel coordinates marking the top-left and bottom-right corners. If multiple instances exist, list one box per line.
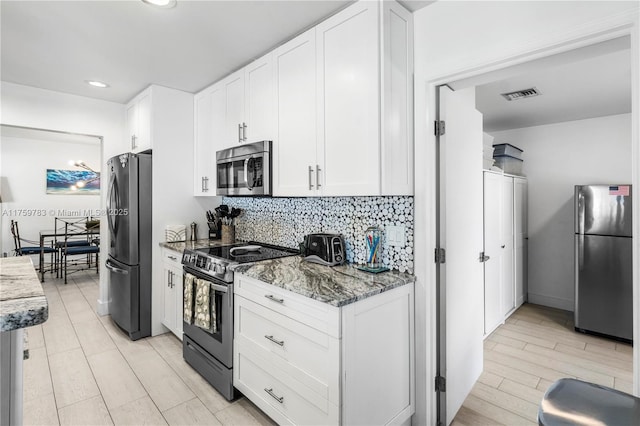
left=168, top=271, right=172, bottom=288
left=168, top=255, right=177, bottom=261
left=264, top=294, right=284, bottom=304
left=264, top=388, right=284, bottom=404
left=201, top=177, right=205, bottom=192
left=131, top=135, right=137, bottom=150
left=308, top=166, right=314, bottom=190
left=316, top=165, right=321, bottom=188
left=242, top=122, right=247, bottom=141
left=238, top=123, right=242, bottom=143
left=264, top=335, right=284, bottom=347
left=202, top=176, right=209, bottom=192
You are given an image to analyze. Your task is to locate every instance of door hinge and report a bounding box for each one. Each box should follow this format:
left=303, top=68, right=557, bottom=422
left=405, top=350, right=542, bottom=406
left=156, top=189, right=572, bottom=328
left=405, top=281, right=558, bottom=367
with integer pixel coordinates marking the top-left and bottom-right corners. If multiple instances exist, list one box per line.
left=435, top=248, right=446, bottom=264
left=478, top=251, right=490, bottom=263
left=435, top=375, right=446, bottom=392
left=434, top=120, right=445, bottom=136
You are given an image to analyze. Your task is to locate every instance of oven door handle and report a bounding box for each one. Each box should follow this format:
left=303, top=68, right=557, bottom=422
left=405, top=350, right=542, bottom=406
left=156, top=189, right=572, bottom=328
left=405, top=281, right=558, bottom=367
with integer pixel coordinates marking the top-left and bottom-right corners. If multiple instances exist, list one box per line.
left=210, top=282, right=228, bottom=293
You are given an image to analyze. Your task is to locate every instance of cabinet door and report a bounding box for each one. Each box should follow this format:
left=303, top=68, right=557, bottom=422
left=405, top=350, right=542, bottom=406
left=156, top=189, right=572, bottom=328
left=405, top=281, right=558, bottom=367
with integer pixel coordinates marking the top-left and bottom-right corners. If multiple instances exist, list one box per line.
left=224, top=70, right=245, bottom=148
left=244, top=53, right=274, bottom=143
left=194, top=85, right=225, bottom=196
left=483, top=172, right=503, bottom=335
left=501, top=176, right=515, bottom=316
left=514, top=178, right=528, bottom=307
left=174, top=265, right=183, bottom=339
left=126, top=102, right=138, bottom=152
left=316, top=1, right=380, bottom=196
left=135, top=91, right=152, bottom=152
left=273, top=29, right=318, bottom=197
left=162, top=266, right=176, bottom=333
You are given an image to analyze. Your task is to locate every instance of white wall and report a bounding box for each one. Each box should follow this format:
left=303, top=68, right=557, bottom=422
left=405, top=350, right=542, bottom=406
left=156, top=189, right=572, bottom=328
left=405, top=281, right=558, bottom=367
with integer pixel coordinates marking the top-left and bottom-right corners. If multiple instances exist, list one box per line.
left=413, top=2, right=639, bottom=424
left=1, top=135, right=102, bottom=254
left=491, top=113, right=632, bottom=310
left=0, top=82, right=125, bottom=314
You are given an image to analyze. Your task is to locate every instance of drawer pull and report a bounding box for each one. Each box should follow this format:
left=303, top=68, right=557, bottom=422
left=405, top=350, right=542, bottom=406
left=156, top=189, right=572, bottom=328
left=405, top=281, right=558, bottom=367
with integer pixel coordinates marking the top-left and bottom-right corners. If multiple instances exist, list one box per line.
left=264, top=387, right=284, bottom=404
left=264, top=294, right=284, bottom=304
left=264, top=335, right=285, bottom=347
left=168, top=255, right=177, bottom=261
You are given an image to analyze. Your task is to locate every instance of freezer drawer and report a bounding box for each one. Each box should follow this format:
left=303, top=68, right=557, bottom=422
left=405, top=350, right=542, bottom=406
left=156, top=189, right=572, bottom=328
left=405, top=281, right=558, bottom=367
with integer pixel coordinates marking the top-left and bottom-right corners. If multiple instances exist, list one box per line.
left=106, top=256, right=144, bottom=340
left=574, top=234, right=632, bottom=341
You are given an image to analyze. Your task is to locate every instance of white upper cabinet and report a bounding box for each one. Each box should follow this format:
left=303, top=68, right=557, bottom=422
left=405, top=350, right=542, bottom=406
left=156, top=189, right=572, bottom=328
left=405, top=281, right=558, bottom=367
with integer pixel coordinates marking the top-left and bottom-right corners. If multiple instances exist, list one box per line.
left=223, top=70, right=245, bottom=148
left=244, top=53, right=274, bottom=143
left=274, top=0, right=413, bottom=197
left=273, top=29, right=318, bottom=197
left=126, top=89, right=151, bottom=153
left=193, top=84, right=225, bottom=196
left=220, top=53, right=274, bottom=150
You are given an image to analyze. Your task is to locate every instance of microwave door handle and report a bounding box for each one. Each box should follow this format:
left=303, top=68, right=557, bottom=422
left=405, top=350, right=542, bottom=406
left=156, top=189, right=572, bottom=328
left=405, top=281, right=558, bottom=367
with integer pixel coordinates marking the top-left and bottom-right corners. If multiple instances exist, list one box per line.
left=244, top=157, right=254, bottom=191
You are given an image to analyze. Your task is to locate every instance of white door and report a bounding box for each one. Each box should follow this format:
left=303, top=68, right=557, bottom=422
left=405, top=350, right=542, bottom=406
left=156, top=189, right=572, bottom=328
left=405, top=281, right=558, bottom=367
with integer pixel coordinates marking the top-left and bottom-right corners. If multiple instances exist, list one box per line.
left=224, top=70, right=245, bottom=148
left=273, top=28, right=318, bottom=196
left=244, top=53, right=274, bottom=143
left=126, top=102, right=137, bottom=152
left=162, top=266, right=176, bottom=333
left=514, top=177, right=528, bottom=307
left=438, top=85, right=484, bottom=424
left=194, top=90, right=213, bottom=196
left=501, top=176, right=515, bottom=316
left=483, top=172, right=504, bottom=335
left=316, top=1, right=379, bottom=196
left=135, top=91, right=152, bottom=152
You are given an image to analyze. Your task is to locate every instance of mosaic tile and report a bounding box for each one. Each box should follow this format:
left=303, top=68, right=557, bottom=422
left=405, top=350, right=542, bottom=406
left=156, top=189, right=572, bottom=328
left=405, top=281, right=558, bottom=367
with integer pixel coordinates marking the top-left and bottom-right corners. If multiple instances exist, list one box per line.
left=222, top=196, right=414, bottom=273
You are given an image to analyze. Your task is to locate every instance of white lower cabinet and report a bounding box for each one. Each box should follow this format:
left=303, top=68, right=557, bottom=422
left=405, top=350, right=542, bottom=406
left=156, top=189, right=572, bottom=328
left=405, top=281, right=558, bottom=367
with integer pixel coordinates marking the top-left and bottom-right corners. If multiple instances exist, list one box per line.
left=234, top=274, right=414, bottom=425
left=161, top=249, right=183, bottom=340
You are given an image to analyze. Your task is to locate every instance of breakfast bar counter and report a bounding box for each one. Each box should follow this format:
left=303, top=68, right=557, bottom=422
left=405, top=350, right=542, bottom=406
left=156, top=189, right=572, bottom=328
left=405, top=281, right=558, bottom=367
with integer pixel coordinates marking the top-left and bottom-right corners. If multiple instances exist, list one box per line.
left=0, top=256, right=49, bottom=425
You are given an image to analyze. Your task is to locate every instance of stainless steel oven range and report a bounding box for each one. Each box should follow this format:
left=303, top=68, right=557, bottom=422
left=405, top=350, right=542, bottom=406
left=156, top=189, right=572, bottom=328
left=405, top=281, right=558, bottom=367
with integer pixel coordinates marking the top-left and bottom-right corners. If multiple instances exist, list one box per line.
left=181, top=242, right=298, bottom=400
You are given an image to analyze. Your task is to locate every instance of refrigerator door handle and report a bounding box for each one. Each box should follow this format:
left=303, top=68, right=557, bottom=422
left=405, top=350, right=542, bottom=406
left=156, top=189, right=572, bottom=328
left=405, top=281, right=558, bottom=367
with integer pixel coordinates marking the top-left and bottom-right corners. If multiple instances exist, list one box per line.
left=106, top=259, right=129, bottom=275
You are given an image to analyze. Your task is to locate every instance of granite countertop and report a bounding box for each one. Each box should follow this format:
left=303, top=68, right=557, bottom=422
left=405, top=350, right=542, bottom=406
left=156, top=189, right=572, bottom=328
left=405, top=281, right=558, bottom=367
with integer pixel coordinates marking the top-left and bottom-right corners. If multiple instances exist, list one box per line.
left=233, top=255, right=415, bottom=307
left=160, top=239, right=230, bottom=253
left=0, top=257, right=49, bottom=332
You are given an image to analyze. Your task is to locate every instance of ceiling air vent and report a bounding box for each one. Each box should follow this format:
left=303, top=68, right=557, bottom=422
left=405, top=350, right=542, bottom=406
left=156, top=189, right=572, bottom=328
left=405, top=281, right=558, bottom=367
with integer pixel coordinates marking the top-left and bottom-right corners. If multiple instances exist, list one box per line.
left=500, top=87, right=541, bottom=101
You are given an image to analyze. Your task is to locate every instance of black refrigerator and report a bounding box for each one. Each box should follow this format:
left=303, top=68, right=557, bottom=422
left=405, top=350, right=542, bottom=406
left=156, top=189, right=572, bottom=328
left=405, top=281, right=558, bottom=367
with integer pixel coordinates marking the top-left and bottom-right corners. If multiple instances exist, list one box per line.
left=574, top=184, right=632, bottom=342
left=106, top=152, right=152, bottom=340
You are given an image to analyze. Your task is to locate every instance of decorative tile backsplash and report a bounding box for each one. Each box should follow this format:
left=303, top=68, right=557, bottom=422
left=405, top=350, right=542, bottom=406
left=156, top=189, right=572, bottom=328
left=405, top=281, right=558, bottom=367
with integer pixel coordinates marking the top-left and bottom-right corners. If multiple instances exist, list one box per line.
left=222, top=196, right=414, bottom=273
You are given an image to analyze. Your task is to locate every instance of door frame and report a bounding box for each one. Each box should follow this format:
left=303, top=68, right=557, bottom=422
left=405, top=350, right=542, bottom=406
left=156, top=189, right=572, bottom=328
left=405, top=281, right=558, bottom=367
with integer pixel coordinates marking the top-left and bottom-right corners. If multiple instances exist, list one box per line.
left=416, top=10, right=640, bottom=425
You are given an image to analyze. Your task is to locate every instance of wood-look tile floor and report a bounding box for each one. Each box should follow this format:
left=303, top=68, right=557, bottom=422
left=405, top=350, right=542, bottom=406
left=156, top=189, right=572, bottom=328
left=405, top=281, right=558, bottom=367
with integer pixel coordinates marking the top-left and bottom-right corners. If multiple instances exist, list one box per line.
left=453, top=303, right=633, bottom=425
left=23, top=270, right=276, bottom=426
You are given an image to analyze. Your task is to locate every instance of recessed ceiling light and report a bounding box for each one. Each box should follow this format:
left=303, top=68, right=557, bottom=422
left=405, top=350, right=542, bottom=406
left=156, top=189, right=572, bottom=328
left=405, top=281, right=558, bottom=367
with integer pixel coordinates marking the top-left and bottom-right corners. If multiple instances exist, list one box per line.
left=86, top=80, right=109, bottom=88
left=142, top=0, right=176, bottom=8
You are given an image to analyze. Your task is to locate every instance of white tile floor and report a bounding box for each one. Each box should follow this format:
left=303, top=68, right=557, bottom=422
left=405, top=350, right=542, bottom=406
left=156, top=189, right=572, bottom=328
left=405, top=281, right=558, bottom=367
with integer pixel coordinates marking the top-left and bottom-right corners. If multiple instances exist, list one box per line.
left=23, top=270, right=276, bottom=426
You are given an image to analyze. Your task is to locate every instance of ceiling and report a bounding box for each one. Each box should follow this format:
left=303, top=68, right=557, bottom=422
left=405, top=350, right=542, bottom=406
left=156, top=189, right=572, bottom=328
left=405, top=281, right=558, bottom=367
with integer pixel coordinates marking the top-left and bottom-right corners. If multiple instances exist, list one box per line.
left=476, top=39, right=631, bottom=133
left=1, top=0, right=431, bottom=104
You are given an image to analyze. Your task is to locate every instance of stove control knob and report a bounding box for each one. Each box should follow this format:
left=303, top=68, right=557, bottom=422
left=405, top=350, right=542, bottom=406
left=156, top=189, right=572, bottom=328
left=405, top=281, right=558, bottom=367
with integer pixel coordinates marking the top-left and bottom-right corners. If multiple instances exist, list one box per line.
left=215, top=264, right=226, bottom=275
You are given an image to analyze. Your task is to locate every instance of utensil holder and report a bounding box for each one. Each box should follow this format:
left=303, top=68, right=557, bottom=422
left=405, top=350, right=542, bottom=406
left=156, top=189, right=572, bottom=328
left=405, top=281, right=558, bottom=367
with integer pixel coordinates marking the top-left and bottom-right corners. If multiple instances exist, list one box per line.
left=221, top=225, right=235, bottom=245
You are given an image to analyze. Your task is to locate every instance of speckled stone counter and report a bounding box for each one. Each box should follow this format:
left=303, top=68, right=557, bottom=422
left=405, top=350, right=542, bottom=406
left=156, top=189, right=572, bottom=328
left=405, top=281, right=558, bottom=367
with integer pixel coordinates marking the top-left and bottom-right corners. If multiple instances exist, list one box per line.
left=160, top=239, right=231, bottom=253
left=233, top=255, right=415, bottom=307
left=0, top=257, right=49, bottom=332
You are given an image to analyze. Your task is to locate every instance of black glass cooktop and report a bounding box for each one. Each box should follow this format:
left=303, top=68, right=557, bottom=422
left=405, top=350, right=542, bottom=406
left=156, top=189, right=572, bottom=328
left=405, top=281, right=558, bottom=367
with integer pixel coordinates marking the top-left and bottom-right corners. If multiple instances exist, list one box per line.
left=195, top=242, right=299, bottom=264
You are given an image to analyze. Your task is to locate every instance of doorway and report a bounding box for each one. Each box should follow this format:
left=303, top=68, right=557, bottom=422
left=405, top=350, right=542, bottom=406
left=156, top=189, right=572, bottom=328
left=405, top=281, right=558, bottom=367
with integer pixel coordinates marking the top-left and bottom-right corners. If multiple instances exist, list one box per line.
left=435, top=35, right=634, bottom=425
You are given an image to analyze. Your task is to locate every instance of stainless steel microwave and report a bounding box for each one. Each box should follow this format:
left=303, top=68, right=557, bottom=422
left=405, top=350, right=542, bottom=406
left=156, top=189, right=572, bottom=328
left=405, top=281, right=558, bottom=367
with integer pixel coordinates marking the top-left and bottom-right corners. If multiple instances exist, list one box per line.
left=216, top=140, right=271, bottom=196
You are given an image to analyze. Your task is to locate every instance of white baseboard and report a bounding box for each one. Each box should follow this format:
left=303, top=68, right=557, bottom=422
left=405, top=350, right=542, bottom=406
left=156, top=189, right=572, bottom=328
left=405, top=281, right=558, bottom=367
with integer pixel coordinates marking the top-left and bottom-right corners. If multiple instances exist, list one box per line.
left=527, top=292, right=573, bottom=312
left=97, top=298, right=110, bottom=316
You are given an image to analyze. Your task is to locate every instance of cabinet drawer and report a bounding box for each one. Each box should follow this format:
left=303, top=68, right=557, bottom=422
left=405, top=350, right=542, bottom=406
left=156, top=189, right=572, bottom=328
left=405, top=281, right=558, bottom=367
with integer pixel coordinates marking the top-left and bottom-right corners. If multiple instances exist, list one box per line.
left=235, top=295, right=339, bottom=403
left=234, top=274, right=340, bottom=338
left=162, top=249, right=181, bottom=267
left=234, top=343, right=339, bottom=426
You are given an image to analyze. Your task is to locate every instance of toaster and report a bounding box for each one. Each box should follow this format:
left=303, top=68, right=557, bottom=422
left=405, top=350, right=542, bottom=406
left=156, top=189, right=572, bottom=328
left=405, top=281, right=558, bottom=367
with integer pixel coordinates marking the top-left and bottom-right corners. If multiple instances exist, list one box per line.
left=301, top=233, right=346, bottom=266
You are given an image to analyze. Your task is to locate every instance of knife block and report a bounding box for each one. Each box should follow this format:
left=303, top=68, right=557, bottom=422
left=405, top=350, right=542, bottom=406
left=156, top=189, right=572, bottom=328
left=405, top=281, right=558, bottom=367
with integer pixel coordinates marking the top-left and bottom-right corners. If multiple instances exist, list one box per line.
left=207, top=221, right=221, bottom=240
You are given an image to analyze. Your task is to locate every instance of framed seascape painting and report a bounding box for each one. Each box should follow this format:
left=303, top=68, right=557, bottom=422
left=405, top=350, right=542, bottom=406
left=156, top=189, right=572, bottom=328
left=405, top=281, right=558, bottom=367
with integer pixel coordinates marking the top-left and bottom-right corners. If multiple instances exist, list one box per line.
left=46, top=169, right=100, bottom=195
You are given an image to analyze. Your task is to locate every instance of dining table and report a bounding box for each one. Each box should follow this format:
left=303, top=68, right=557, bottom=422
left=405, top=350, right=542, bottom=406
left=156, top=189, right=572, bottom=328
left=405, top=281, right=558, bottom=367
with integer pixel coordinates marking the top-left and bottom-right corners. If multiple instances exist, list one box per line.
left=38, top=227, right=99, bottom=282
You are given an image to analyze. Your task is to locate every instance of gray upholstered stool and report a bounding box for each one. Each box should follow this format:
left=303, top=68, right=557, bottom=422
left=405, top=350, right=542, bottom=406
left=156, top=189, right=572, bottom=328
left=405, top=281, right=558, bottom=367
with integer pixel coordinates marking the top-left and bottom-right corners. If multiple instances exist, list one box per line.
left=538, top=378, right=640, bottom=425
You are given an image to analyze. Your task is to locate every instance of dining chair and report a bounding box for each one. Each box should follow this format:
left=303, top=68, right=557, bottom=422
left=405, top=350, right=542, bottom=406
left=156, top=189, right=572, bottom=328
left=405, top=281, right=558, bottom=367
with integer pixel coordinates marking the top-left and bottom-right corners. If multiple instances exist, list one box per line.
left=10, top=220, right=56, bottom=271
left=59, top=220, right=100, bottom=284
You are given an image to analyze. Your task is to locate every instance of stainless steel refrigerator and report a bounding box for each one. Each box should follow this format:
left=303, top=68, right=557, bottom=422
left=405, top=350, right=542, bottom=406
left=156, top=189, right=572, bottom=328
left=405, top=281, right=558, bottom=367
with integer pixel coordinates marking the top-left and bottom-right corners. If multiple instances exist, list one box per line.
left=106, top=152, right=152, bottom=340
left=575, top=184, right=632, bottom=342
